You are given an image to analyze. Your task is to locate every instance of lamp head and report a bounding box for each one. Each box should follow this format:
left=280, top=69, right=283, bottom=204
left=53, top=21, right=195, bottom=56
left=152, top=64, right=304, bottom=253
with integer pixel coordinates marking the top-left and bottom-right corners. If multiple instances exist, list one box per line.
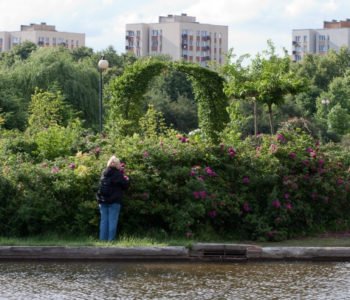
left=98, top=56, right=109, bottom=70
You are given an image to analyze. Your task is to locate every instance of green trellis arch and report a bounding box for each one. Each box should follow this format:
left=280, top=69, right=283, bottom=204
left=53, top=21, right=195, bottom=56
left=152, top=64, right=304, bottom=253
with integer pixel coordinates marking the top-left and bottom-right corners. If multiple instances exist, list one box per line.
left=106, top=59, right=229, bottom=140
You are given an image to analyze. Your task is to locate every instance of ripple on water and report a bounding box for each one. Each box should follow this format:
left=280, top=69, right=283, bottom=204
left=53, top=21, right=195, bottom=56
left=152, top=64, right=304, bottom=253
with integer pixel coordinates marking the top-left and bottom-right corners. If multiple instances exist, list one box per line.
left=0, top=261, right=350, bottom=299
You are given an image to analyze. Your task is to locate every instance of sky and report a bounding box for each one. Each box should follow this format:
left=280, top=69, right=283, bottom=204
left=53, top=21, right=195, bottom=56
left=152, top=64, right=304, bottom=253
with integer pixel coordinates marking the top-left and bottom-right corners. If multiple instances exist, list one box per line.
left=1, top=0, right=350, bottom=58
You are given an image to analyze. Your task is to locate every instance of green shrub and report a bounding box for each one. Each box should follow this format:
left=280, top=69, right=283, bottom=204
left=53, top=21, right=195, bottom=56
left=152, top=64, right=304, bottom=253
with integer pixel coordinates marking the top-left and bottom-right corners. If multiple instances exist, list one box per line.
left=0, top=127, right=349, bottom=241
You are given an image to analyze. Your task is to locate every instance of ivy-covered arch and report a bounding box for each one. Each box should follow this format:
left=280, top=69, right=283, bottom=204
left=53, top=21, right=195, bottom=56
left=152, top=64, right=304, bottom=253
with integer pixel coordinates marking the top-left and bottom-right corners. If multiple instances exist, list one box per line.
left=106, top=59, right=229, bottom=140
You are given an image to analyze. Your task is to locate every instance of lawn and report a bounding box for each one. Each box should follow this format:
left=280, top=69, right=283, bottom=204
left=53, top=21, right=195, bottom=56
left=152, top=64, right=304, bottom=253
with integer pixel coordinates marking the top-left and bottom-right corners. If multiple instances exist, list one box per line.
left=1, top=233, right=350, bottom=248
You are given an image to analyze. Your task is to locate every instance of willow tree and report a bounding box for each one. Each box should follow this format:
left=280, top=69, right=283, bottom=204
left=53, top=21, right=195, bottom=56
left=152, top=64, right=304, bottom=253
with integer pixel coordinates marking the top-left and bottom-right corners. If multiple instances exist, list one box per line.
left=9, top=47, right=99, bottom=126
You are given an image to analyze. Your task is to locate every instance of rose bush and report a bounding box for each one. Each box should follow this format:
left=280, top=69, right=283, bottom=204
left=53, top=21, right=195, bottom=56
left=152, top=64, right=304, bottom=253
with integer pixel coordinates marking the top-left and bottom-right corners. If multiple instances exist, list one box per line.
left=0, top=127, right=349, bottom=241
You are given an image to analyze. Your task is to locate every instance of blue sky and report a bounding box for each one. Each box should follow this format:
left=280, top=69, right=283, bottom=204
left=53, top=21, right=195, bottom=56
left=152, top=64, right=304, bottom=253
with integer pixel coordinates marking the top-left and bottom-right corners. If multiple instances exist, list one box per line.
left=1, top=0, right=350, bottom=57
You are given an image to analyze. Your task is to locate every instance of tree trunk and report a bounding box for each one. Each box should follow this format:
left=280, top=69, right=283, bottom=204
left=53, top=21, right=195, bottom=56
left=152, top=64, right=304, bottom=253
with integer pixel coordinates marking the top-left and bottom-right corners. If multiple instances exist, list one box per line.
left=253, top=99, right=257, bottom=136
left=268, top=104, right=274, bottom=135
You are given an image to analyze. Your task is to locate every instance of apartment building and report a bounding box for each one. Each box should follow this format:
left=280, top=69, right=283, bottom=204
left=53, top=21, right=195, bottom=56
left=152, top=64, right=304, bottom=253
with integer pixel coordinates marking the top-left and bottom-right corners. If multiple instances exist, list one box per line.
left=125, top=14, right=228, bottom=66
left=0, top=22, right=85, bottom=52
left=292, top=19, right=350, bottom=61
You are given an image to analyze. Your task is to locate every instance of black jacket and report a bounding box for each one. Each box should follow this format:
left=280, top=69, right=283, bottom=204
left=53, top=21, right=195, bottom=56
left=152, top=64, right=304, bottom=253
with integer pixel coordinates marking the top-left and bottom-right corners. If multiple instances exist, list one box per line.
left=97, top=167, right=130, bottom=204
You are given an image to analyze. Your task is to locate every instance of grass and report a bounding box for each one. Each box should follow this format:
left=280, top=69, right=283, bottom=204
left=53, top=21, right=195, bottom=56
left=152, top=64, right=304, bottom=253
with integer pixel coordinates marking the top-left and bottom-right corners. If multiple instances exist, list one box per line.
left=0, top=235, right=169, bottom=247
left=1, top=233, right=350, bottom=247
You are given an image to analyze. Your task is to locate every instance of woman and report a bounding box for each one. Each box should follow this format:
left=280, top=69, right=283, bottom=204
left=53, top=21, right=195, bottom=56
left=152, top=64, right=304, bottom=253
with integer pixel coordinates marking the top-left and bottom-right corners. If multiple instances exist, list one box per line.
left=97, top=155, right=129, bottom=241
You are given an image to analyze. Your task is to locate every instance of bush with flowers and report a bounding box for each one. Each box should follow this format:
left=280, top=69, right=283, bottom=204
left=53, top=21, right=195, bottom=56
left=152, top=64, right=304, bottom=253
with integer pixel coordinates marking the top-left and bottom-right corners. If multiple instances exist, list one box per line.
left=0, top=123, right=349, bottom=241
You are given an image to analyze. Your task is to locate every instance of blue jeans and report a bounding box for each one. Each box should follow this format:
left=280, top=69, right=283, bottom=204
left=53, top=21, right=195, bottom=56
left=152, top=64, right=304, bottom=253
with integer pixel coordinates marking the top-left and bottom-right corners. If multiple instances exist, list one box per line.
left=99, top=203, right=121, bottom=241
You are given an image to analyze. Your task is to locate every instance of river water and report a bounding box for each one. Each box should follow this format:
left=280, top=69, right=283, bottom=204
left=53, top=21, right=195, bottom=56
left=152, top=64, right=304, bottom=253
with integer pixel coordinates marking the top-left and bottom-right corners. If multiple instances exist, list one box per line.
left=0, top=261, right=350, bottom=299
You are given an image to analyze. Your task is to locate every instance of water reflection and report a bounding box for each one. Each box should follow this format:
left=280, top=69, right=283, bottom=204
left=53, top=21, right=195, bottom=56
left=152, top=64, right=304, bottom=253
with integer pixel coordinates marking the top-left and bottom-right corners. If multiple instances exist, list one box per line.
left=0, top=261, right=350, bottom=299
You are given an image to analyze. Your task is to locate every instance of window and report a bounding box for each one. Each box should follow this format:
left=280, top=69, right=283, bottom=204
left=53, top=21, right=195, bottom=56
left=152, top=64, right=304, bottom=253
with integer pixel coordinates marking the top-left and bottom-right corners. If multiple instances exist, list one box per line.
left=38, top=37, right=45, bottom=46
left=319, top=35, right=326, bottom=41
left=152, top=30, right=158, bottom=36
left=57, top=37, right=65, bottom=46
left=127, top=31, right=134, bottom=36
left=295, top=54, right=301, bottom=61
left=12, top=36, right=21, bottom=46
left=319, top=45, right=327, bottom=52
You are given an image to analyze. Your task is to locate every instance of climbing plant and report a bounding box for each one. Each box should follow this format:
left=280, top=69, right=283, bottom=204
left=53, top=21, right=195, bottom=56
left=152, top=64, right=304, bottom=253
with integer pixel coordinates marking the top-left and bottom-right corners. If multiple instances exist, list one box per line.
left=106, top=58, right=229, bottom=141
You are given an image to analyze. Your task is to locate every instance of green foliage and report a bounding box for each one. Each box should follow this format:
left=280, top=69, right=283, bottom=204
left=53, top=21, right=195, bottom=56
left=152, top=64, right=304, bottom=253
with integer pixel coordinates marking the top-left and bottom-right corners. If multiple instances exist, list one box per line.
left=107, top=59, right=166, bottom=134
left=28, top=89, right=74, bottom=131
left=1, top=125, right=350, bottom=241
left=174, top=62, right=229, bottom=141
left=0, top=71, right=26, bottom=129
left=219, top=100, right=243, bottom=145
left=327, top=104, right=350, bottom=135
left=12, top=41, right=38, bottom=60
left=149, top=93, right=198, bottom=133
left=252, top=41, right=306, bottom=134
left=34, top=122, right=83, bottom=160
left=143, top=66, right=197, bottom=133
left=223, top=42, right=305, bottom=135
left=10, top=47, right=99, bottom=126
left=139, top=105, right=167, bottom=138
left=107, top=59, right=228, bottom=141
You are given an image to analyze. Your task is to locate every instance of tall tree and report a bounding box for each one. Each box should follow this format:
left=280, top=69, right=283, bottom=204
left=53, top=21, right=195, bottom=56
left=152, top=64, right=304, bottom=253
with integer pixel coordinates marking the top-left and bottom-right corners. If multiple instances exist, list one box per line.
left=254, top=41, right=305, bottom=134
left=222, top=51, right=259, bottom=134
left=10, top=47, right=99, bottom=126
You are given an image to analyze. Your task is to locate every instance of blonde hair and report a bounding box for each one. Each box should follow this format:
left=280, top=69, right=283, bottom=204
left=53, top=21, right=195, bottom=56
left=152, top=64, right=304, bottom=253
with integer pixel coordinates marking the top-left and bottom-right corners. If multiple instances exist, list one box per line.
left=107, top=155, right=121, bottom=168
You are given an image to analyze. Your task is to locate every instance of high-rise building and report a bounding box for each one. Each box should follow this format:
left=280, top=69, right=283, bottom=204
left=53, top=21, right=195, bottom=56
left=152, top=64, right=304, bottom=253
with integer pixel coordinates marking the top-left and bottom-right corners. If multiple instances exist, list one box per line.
left=0, top=22, right=85, bottom=52
left=292, top=19, right=350, bottom=61
left=125, top=14, right=228, bottom=66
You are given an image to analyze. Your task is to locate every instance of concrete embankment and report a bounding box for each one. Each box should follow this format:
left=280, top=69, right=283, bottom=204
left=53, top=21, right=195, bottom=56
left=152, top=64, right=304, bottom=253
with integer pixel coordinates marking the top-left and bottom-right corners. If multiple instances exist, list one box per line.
left=1, top=243, right=350, bottom=261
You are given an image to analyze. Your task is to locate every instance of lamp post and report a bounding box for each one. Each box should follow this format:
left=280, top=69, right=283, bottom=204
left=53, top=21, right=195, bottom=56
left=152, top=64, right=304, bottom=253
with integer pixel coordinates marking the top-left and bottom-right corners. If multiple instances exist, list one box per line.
left=98, top=56, right=109, bottom=132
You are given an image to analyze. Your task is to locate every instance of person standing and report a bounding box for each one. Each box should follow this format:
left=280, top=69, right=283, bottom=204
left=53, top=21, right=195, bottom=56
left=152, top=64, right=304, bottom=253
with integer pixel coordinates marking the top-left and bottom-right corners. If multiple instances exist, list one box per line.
left=97, top=155, right=129, bottom=241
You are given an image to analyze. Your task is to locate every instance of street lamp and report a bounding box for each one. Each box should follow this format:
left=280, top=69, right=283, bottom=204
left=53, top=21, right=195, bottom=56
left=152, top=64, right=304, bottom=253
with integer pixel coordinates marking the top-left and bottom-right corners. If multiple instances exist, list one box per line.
left=98, top=56, right=109, bottom=132
left=321, top=98, right=330, bottom=114
left=321, top=98, right=330, bottom=105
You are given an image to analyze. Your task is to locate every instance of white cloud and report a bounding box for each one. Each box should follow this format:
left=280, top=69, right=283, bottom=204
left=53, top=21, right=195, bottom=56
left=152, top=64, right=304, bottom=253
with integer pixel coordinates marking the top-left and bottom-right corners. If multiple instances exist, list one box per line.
left=185, top=0, right=273, bottom=24
left=285, top=0, right=339, bottom=18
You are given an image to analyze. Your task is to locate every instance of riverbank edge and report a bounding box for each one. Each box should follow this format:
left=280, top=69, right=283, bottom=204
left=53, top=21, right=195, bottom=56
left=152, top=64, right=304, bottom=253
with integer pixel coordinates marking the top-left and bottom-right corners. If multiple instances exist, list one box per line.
left=2, top=243, right=350, bottom=261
